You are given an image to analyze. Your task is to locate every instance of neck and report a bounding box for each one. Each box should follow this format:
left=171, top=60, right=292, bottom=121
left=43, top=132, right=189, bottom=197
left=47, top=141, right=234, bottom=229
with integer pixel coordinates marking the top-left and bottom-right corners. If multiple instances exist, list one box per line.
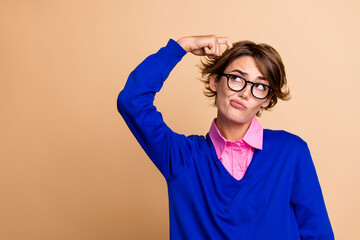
left=215, top=115, right=252, bottom=142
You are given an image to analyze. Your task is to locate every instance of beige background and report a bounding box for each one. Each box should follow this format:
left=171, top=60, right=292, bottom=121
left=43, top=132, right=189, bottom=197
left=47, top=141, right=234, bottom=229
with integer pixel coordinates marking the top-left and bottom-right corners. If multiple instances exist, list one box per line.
left=1, top=0, right=359, bottom=239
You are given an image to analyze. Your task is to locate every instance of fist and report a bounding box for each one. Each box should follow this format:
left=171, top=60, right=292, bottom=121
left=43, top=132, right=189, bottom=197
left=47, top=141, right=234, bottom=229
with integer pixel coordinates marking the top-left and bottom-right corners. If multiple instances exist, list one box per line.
left=177, top=35, right=233, bottom=58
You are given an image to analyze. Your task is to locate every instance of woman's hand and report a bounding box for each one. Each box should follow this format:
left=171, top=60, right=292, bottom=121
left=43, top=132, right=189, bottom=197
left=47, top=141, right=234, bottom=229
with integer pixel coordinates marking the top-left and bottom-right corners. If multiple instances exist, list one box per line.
left=177, top=35, right=233, bottom=58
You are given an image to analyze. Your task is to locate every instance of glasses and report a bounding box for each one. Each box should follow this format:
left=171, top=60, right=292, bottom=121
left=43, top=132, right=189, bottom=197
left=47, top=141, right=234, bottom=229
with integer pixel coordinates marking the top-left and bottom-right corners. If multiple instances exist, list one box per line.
left=220, top=73, right=273, bottom=99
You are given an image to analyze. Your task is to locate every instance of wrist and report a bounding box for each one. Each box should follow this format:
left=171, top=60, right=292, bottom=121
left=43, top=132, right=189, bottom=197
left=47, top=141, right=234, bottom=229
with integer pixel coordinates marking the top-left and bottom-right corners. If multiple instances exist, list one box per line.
left=177, top=37, right=191, bottom=52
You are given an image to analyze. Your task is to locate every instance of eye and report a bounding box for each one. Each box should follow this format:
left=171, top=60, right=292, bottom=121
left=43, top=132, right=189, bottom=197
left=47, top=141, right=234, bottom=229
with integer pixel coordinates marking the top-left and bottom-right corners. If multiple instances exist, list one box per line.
left=254, top=83, right=267, bottom=91
left=230, top=75, right=243, bottom=83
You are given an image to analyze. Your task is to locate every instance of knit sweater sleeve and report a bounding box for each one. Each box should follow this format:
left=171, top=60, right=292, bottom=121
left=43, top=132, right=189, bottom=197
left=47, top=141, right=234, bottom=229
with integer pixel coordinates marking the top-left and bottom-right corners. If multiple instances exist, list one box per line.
left=290, top=141, right=334, bottom=239
left=117, top=39, right=189, bottom=180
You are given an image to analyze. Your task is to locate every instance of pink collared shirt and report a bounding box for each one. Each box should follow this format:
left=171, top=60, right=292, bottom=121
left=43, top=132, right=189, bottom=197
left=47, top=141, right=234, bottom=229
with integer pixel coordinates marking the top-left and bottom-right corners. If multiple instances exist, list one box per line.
left=208, top=117, right=263, bottom=180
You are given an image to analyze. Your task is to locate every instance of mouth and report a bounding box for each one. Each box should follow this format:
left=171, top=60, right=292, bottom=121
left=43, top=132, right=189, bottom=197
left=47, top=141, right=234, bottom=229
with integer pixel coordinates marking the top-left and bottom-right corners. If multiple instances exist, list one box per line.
left=230, top=99, right=247, bottom=110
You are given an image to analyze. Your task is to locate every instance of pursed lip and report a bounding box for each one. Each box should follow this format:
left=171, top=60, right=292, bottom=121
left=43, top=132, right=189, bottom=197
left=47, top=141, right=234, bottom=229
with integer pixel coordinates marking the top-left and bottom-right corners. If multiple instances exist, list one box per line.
left=230, top=99, right=247, bottom=110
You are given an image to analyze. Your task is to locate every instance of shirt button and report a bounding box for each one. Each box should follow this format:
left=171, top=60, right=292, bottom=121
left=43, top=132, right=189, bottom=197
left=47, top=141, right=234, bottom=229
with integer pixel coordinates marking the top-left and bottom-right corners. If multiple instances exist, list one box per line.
left=236, top=166, right=241, bottom=170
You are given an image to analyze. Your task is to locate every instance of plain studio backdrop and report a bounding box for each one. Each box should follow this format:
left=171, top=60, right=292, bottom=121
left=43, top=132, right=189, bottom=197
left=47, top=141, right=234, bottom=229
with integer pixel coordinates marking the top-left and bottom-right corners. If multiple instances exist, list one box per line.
left=1, top=0, right=359, bottom=239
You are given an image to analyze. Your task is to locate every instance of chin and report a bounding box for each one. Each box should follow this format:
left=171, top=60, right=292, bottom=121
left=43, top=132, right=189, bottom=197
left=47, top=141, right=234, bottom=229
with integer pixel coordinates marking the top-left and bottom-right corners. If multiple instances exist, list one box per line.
left=227, top=112, right=253, bottom=126
left=217, top=106, right=255, bottom=126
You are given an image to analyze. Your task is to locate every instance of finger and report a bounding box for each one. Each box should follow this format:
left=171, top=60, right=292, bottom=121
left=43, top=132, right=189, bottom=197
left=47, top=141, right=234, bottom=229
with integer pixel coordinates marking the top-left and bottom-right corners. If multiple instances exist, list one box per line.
left=217, top=37, right=233, bottom=50
left=204, top=47, right=218, bottom=58
left=215, top=39, right=221, bottom=56
left=204, top=46, right=214, bottom=56
left=205, top=40, right=216, bottom=56
left=209, top=39, right=217, bottom=55
left=209, top=37, right=221, bottom=57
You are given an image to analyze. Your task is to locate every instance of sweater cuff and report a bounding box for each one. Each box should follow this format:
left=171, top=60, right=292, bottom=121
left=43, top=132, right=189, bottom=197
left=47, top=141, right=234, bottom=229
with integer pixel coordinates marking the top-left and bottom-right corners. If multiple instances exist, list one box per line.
left=154, top=39, right=188, bottom=71
left=156, top=39, right=187, bottom=59
left=168, top=39, right=188, bottom=56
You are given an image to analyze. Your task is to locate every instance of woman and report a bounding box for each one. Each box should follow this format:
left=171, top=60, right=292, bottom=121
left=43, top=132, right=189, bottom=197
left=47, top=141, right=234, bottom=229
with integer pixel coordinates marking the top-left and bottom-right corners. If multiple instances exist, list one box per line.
left=117, top=35, right=334, bottom=239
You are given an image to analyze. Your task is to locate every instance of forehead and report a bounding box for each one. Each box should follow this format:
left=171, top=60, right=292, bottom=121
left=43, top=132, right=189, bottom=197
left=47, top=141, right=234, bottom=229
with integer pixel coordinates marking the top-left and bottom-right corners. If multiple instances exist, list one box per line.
left=224, top=56, right=267, bottom=82
left=225, top=56, right=260, bottom=74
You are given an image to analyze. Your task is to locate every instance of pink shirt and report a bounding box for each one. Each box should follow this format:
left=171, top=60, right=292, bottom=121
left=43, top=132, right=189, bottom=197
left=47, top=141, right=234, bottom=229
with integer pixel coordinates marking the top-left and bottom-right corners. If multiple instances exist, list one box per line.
left=208, top=117, right=263, bottom=180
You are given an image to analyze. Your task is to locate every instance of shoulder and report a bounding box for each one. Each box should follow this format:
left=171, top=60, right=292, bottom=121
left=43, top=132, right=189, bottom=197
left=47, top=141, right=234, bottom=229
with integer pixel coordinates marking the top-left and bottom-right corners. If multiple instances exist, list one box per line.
left=186, top=134, right=208, bottom=145
left=180, top=134, right=213, bottom=153
left=263, top=129, right=308, bottom=151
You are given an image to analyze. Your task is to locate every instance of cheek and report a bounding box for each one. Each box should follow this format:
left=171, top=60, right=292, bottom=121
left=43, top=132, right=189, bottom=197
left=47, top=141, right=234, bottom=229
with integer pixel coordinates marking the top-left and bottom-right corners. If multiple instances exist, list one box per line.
left=242, top=98, right=266, bottom=114
left=251, top=101, right=264, bottom=109
left=215, top=89, right=232, bottom=107
left=261, top=98, right=271, bottom=108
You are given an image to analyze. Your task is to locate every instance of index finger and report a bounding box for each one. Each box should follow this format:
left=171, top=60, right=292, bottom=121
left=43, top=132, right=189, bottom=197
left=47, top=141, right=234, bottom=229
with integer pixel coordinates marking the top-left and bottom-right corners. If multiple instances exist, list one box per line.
left=217, top=37, right=233, bottom=50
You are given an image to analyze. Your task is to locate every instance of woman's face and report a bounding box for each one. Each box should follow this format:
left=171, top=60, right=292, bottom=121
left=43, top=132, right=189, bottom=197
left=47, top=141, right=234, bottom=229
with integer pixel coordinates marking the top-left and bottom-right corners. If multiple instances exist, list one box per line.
left=210, top=56, right=271, bottom=126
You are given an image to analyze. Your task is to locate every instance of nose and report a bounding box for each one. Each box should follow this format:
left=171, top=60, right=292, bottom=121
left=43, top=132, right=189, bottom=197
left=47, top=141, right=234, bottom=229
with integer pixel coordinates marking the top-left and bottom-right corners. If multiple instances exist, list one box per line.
left=239, top=84, right=251, bottom=99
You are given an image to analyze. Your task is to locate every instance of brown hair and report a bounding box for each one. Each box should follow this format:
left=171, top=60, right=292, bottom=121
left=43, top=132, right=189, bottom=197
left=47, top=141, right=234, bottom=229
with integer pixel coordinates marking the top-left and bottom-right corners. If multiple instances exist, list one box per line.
left=199, top=40, right=290, bottom=116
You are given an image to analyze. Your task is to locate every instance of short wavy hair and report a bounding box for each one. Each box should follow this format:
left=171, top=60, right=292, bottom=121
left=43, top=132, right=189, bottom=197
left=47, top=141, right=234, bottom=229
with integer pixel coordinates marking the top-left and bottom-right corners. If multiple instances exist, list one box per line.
left=199, top=40, right=290, bottom=116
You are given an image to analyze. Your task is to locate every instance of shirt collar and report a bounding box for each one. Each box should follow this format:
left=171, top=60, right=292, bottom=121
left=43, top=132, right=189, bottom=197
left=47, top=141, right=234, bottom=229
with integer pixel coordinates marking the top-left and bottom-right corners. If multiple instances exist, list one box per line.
left=208, top=117, right=263, bottom=157
left=243, top=117, right=263, bottom=150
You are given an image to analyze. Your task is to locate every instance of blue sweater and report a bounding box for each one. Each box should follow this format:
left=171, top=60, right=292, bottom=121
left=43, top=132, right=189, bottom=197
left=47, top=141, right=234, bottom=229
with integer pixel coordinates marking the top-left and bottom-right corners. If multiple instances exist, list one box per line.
left=117, top=39, right=334, bottom=239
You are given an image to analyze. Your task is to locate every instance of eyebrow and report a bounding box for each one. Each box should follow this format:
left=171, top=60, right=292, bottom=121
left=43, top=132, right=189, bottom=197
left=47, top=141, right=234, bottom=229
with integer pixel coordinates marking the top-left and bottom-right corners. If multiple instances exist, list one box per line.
left=230, top=69, right=266, bottom=81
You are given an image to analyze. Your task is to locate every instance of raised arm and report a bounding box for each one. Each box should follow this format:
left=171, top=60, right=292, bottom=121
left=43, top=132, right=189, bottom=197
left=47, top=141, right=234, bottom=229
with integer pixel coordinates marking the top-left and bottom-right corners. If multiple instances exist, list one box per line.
left=117, top=36, right=232, bottom=179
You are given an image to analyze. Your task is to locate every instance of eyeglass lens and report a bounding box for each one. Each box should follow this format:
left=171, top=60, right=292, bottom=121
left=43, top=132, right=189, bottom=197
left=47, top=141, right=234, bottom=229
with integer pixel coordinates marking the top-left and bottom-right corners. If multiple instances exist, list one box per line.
left=227, top=75, right=270, bottom=99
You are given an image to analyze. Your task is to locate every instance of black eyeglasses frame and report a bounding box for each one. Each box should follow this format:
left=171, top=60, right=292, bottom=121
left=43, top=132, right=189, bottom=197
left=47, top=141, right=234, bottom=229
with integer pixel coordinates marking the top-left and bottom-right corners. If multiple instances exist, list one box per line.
left=219, top=73, right=273, bottom=100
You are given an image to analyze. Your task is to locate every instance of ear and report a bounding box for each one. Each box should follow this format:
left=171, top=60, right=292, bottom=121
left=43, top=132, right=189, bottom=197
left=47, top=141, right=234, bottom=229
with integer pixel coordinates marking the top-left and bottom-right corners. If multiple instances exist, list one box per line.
left=209, top=74, right=218, bottom=92
left=261, top=93, right=273, bottom=108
